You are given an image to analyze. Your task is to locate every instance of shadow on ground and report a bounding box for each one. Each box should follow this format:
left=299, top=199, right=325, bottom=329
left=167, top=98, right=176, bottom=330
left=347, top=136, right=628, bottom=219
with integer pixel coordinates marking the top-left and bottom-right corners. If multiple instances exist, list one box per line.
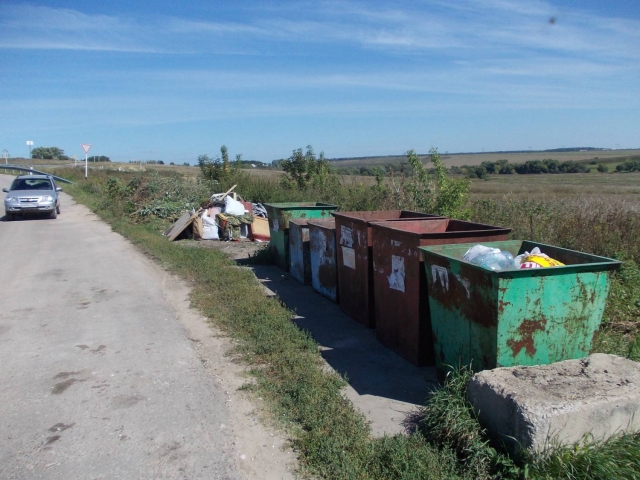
left=249, top=264, right=438, bottom=407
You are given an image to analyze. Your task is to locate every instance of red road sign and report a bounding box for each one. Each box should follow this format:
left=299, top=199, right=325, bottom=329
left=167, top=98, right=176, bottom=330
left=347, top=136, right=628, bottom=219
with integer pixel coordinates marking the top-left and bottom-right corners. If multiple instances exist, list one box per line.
left=81, top=144, right=92, bottom=154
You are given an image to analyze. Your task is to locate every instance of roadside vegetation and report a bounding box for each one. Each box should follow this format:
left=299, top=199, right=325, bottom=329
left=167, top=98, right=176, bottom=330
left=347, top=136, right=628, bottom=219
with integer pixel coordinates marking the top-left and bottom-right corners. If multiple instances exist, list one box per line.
left=45, top=146, right=640, bottom=479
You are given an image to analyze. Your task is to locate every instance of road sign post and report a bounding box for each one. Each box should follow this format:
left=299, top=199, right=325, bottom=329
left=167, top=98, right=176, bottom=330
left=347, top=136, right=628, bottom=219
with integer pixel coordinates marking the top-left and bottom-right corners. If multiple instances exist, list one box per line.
left=81, top=144, right=92, bottom=179
left=26, top=140, right=33, bottom=170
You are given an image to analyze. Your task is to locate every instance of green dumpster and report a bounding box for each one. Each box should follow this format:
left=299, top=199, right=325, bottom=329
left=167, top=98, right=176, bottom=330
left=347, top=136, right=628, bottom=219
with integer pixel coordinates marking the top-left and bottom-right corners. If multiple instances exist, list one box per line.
left=265, top=202, right=338, bottom=270
left=420, top=240, right=621, bottom=374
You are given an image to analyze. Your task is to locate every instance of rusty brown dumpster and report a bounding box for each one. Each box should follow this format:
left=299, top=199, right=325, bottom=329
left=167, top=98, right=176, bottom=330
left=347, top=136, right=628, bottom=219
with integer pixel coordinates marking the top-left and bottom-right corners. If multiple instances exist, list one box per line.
left=371, top=219, right=511, bottom=366
left=333, top=210, right=442, bottom=328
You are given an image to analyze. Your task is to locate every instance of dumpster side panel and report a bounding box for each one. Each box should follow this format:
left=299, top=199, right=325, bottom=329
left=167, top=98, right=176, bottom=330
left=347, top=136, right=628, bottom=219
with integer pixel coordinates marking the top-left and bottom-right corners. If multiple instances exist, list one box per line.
left=372, top=229, right=404, bottom=359
left=268, top=227, right=289, bottom=270
left=496, top=271, right=611, bottom=367
left=265, top=204, right=288, bottom=270
left=335, top=216, right=373, bottom=327
left=373, top=228, right=432, bottom=365
left=309, top=220, right=338, bottom=301
left=425, top=255, right=499, bottom=372
left=289, top=220, right=311, bottom=285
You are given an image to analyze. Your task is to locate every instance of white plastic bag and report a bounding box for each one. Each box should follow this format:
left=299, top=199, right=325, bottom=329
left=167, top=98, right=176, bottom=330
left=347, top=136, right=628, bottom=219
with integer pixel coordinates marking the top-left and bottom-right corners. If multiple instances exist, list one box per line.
left=463, top=244, right=515, bottom=271
left=202, top=213, right=219, bottom=240
left=224, top=195, right=245, bottom=215
left=463, top=244, right=500, bottom=262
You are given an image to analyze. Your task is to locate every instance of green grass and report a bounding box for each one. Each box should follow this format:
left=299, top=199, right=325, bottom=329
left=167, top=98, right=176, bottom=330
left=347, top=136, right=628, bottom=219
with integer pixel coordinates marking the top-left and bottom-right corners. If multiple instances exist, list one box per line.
left=56, top=165, right=640, bottom=480
left=524, top=432, right=640, bottom=480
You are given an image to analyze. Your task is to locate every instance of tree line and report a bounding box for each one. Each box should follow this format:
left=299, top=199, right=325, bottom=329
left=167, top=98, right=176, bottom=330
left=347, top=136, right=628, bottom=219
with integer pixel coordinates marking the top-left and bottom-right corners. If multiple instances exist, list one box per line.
left=29, top=146, right=111, bottom=162
left=462, top=159, right=594, bottom=178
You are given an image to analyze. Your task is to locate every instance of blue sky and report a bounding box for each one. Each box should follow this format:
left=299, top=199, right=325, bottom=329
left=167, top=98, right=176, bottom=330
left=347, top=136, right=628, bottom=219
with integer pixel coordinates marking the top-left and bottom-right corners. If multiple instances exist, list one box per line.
left=1, top=1, right=639, bottom=164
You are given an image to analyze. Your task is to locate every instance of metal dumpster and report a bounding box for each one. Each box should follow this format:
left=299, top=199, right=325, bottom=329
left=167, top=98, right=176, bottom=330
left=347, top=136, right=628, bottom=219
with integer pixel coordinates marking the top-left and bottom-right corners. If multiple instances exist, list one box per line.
left=420, top=240, right=621, bottom=374
left=371, top=219, right=511, bottom=366
left=289, top=219, right=312, bottom=285
left=308, top=219, right=338, bottom=301
left=333, top=210, right=442, bottom=328
left=265, top=202, right=338, bottom=270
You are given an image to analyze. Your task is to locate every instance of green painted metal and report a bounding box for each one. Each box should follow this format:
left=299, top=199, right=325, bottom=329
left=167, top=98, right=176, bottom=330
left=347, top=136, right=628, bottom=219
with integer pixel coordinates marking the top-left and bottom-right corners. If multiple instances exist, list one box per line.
left=264, top=202, right=338, bottom=270
left=420, top=240, right=621, bottom=374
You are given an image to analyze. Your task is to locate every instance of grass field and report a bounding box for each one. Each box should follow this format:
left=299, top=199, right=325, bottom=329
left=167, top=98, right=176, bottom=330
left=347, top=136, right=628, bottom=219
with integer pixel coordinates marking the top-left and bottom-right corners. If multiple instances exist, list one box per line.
left=470, top=171, right=640, bottom=196
left=328, top=149, right=640, bottom=169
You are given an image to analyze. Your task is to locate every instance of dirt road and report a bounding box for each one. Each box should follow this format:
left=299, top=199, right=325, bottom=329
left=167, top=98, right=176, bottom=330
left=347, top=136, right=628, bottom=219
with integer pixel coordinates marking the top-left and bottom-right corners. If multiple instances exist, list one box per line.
left=0, top=175, right=294, bottom=479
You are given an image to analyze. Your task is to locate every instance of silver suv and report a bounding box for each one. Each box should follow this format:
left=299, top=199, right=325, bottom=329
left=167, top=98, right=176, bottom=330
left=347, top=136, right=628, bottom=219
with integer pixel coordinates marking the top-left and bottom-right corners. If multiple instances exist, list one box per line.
left=3, top=175, right=62, bottom=220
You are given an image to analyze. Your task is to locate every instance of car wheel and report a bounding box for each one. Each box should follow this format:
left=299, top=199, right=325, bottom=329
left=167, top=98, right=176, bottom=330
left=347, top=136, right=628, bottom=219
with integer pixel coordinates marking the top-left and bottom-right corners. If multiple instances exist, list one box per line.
left=5, top=213, right=14, bottom=221
left=56, top=204, right=61, bottom=214
left=49, top=209, right=57, bottom=219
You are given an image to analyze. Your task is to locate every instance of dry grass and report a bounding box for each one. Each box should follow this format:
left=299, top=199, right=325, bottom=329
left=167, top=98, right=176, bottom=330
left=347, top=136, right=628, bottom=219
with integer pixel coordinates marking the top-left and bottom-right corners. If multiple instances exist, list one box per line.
left=327, top=149, right=640, bottom=169
left=470, top=172, right=640, bottom=197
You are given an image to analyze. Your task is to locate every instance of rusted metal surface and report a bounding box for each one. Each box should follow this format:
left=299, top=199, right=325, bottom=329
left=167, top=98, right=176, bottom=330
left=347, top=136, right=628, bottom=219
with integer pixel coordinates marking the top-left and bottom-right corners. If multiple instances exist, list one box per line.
left=264, top=202, right=338, bottom=270
left=289, top=219, right=312, bottom=285
left=308, top=219, right=338, bottom=301
left=332, top=210, right=441, bottom=328
left=371, top=219, right=511, bottom=366
left=421, top=240, right=621, bottom=374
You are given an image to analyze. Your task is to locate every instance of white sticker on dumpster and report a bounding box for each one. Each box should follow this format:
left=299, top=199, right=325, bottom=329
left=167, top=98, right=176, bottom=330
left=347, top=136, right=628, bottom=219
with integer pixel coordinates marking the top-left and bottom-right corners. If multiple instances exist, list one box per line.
left=388, top=255, right=406, bottom=292
left=340, top=226, right=354, bottom=248
left=431, top=265, right=449, bottom=291
left=342, top=246, right=356, bottom=269
left=273, top=219, right=279, bottom=232
left=454, top=274, right=470, bottom=299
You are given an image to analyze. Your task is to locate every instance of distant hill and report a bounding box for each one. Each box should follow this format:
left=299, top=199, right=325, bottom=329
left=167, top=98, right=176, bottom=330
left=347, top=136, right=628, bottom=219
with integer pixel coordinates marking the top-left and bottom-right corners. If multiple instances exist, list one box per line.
left=323, top=148, right=638, bottom=169
left=328, top=147, right=607, bottom=163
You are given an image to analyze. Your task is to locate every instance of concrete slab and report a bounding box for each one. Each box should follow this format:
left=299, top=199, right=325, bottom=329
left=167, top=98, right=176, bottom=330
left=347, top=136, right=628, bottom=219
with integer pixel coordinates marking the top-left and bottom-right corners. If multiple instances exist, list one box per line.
left=250, top=265, right=438, bottom=437
left=467, top=354, right=640, bottom=454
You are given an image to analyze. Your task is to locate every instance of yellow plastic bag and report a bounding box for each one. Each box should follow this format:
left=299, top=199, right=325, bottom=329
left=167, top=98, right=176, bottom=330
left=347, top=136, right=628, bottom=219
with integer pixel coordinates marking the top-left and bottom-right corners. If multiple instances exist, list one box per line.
left=520, top=254, right=564, bottom=269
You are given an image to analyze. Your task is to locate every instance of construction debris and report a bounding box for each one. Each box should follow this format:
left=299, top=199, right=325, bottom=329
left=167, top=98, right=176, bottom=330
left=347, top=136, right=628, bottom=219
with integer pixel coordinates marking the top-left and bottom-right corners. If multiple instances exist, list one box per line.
left=163, top=188, right=269, bottom=243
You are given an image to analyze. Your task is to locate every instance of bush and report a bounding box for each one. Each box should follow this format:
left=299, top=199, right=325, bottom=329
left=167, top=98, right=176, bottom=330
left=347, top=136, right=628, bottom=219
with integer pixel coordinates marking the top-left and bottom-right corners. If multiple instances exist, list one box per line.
left=388, top=148, right=471, bottom=218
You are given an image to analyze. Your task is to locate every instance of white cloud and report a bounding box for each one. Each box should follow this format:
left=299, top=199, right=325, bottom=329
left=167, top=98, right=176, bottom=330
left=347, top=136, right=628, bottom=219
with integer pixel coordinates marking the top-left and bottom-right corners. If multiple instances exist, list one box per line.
left=2, top=1, right=639, bottom=63
left=0, top=5, right=175, bottom=53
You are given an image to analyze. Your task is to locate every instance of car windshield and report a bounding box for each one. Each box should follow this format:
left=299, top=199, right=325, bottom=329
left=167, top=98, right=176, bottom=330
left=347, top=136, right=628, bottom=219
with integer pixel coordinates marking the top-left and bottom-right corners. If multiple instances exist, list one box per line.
left=11, top=178, right=54, bottom=191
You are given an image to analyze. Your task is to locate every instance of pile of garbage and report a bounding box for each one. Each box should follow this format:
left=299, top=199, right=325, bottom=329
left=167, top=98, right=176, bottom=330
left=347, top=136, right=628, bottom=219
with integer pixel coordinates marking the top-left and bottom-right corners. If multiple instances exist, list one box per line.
left=463, top=245, right=565, bottom=271
left=162, top=185, right=269, bottom=242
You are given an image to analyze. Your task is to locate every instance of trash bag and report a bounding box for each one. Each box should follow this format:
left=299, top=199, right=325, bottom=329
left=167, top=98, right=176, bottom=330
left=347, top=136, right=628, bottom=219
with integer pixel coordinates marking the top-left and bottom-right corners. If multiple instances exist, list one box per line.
left=224, top=196, right=245, bottom=215
left=515, top=247, right=565, bottom=269
left=202, top=214, right=219, bottom=240
left=463, top=244, right=515, bottom=271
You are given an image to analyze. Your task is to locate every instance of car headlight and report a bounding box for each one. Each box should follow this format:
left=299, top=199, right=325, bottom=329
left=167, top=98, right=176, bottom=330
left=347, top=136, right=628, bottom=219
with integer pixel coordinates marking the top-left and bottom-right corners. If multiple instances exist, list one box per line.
left=41, top=195, right=54, bottom=202
left=5, top=196, right=18, bottom=203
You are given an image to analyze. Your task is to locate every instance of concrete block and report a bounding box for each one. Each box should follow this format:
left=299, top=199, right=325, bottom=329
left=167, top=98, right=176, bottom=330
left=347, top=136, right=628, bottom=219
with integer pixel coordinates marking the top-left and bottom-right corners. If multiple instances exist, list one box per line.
left=466, top=354, right=640, bottom=454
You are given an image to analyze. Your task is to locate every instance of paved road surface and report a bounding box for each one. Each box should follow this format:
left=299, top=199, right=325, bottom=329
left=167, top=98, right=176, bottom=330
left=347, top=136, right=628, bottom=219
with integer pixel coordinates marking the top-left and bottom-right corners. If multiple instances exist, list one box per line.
left=0, top=175, right=239, bottom=479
